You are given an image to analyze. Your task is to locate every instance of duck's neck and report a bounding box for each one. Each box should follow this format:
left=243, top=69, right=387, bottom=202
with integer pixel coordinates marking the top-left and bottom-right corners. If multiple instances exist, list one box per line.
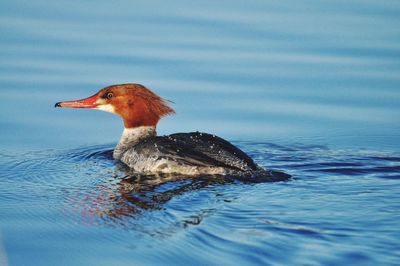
left=113, top=126, right=156, bottom=160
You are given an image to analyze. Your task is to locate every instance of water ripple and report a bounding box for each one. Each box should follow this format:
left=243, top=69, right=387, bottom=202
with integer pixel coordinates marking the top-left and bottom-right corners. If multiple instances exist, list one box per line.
left=1, top=141, right=400, bottom=264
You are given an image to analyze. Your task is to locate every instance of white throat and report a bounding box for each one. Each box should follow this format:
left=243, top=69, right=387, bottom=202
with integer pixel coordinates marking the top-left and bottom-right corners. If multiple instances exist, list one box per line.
left=113, top=126, right=156, bottom=160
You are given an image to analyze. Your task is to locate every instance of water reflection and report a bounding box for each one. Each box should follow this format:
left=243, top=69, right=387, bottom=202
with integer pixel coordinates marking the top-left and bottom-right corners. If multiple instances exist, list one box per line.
left=85, top=161, right=290, bottom=222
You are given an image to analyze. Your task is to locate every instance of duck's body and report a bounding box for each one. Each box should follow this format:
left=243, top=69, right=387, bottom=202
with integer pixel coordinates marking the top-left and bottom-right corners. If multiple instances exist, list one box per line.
left=114, top=127, right=259, bottom=175
left=55, top=83, right=289, bottom=179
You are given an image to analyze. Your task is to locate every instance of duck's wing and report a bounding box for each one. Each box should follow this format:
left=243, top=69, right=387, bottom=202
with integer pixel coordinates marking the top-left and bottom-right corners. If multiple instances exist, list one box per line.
left=132, top=132, right=258, bottom=171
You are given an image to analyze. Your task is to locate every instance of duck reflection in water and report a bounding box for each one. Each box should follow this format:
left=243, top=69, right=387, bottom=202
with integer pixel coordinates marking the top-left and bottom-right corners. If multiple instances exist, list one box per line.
left=83, top=159, right=290, bottom=222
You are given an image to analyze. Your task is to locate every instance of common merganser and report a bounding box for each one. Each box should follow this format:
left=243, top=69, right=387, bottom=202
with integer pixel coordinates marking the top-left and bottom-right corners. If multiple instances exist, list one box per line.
left=55, top=84, right=290, bottom=180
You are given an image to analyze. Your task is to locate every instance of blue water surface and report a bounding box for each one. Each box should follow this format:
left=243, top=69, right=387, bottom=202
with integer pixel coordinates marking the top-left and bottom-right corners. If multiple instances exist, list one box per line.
left=0, top=0, right=400, bottom=265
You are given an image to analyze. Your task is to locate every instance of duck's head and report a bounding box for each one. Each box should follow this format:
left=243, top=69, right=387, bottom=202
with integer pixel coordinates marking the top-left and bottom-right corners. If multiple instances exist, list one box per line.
left=55, top=83, right=175, bottom=128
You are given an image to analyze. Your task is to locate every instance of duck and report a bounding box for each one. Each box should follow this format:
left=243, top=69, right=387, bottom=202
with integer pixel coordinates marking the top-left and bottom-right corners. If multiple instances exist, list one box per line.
left=55, top=83, right=290, bottom=180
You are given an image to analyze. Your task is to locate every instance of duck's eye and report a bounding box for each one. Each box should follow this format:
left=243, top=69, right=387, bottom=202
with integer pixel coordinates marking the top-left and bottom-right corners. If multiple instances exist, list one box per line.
left=103, top=92, right=113, bottom=99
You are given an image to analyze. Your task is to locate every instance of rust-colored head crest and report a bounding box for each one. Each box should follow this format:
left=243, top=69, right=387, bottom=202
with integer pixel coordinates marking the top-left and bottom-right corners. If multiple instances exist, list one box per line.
left=55, top=83, right=175, bottom=128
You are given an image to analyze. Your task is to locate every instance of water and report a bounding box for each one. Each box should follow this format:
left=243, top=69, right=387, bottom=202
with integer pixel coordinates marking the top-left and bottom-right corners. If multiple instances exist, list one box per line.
left=0, top=0, right=399, bottom=265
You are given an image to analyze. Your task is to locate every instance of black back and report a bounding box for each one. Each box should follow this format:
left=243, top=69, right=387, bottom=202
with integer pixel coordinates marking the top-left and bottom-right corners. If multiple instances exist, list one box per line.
left=132, top=132, right=259, bottom=172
